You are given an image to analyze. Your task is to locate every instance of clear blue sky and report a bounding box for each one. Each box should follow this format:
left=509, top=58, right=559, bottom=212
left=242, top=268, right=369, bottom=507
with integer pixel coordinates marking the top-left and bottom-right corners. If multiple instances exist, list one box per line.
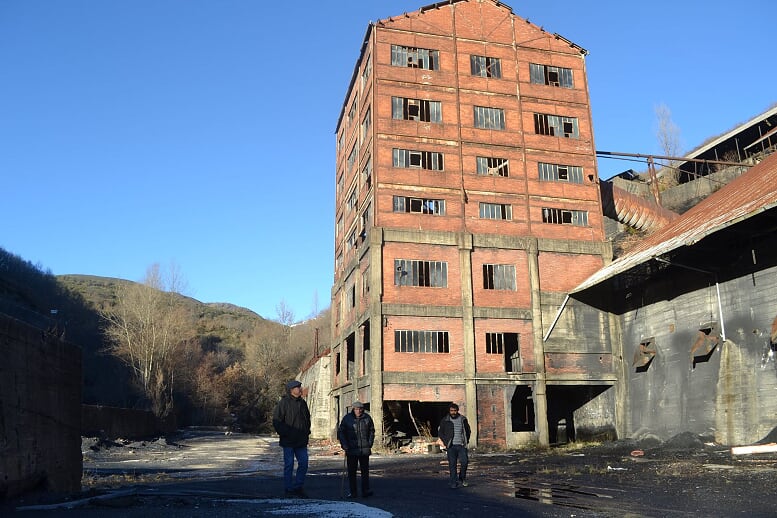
left=2, top=1, right=774, bottom=321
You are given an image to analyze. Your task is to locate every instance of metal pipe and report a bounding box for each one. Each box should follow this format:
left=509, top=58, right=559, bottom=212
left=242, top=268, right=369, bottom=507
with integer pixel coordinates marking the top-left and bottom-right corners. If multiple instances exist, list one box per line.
left=543, top=294, right=569, bottom=342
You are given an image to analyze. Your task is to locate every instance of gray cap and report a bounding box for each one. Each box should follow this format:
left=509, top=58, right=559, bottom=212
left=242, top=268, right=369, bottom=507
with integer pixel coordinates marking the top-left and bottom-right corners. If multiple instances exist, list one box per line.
left=352, top=401, right=364, bottom=408
left=286, top=380, right=302, bottom=390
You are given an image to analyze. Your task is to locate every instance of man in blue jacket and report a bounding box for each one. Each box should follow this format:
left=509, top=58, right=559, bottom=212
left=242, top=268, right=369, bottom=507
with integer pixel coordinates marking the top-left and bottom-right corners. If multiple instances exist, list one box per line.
left=338, top=401, right=375, bottom=498
left=273, top=380, right=311, bottom=496
left=437, top=402, right=471, bottom=488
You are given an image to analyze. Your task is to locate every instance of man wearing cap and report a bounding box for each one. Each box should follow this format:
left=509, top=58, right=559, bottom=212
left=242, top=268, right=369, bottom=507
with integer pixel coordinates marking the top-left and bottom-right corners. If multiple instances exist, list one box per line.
left=338, top=400, right=375, bottom=498
left=273, top=380, right=311, bottom=496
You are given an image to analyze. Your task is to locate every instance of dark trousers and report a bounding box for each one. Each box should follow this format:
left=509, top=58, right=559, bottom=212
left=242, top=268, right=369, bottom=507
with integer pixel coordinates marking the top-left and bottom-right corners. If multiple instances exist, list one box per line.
left=447, top=444, right=468, bottom=483
left=346, top=454, right=370, bottom=494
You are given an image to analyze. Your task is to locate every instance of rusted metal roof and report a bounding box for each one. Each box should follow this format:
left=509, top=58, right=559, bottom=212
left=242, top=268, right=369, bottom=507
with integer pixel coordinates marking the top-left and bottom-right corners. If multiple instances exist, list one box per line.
left=573, top=152, right=777, bottom=294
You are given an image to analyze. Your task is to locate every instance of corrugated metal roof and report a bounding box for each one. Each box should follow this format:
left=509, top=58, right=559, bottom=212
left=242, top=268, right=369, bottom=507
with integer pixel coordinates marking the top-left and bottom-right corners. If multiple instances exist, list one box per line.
left=572, top=152, right=777, bottom=294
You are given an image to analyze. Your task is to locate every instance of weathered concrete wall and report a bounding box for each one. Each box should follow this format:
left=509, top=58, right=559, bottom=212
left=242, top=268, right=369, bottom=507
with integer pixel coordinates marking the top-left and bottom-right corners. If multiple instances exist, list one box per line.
left=620, top=265, right=777, bottom=445
left=298, top=354, right=331, bottom=440
left=82, top=405, right=176, bottom=440
left=0, top=314, right=82, bottom=498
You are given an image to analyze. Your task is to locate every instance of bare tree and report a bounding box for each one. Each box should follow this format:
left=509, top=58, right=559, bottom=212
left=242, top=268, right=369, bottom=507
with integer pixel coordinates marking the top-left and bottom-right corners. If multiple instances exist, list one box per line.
left=654, top=103, right=683, bottom=187
left=275, top=298, right=296, bottom=325
left=101, top=263, right=192, bottom=417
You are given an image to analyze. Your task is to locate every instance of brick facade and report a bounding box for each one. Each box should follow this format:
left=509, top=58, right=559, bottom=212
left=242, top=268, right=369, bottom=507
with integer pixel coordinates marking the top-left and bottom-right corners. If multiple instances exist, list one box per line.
left=330, top=0, right=612, bottom=448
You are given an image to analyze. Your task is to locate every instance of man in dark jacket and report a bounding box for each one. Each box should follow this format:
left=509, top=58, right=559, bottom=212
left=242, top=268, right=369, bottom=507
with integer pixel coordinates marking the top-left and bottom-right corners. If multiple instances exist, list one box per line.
left=273, top=380, right=311, bottom=496
left=437, top=402, right=471, bottom=488
left=337, top=400, right=375, bottom=498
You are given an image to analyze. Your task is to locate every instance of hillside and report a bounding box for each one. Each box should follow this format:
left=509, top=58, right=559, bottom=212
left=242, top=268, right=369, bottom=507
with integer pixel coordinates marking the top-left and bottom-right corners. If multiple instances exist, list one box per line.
left=1, top=248, right=330, bottom=429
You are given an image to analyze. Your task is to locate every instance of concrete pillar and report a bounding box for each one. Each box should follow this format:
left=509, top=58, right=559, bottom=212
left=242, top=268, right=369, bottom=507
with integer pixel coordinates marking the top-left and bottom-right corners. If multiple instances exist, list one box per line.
left=369, top=228, right=385, bottom=445
left=528, top=238, right=549, bottom=446
left=457, top=232, right=477, bottom=446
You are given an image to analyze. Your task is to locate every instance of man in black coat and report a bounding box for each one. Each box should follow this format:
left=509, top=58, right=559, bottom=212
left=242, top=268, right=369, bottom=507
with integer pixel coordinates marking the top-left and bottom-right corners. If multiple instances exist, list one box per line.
left=338, top=400, right=375, bottom=498
left=437, top=402, right=471, bottom=488
left=272, top=380, right=311, bottom=496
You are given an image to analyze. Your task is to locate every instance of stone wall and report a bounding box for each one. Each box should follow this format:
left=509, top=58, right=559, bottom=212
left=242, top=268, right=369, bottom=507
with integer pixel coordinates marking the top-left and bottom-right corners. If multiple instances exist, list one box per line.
left=0, top=314, right=82, bottom=498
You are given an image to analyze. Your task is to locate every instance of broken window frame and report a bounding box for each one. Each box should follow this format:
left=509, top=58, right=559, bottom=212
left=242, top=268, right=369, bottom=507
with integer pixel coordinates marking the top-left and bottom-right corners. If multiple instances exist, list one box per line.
left=479, top=202, right=512, bottom=220
left=390, top=44, right=440, bottom=70
left=391, top=96, right=442, bottom=123
left=485, top=332, right=504, bottom=354
left=347, top=94, right=358, bottom=126
left=394, top=330, right=450, bottom=353
left=361, top=107, right=371, bottom=143
left=361, top=54, right=372, bottom=91
left=347, top=143, right=358, bottom=172
left=541, top=207, right=588, bottom=226
left=362, top=155, right=372, bottom=189
left=538, top=162, right=583, bottom=183
left=393, top=195, right=446, bottom=215
left=474, top=106, right=506, bottom=130
left=392, top=148, right=444, bottom=171
left=470, top=55, right=502, bottom=78
left=394, top=259, right=448, bottom=288
left=533, top=113, right=579, bottom=138
left=476, top=156, right=509, bottom=177
left=483, top=263, right=516, bottom=290
left=529, top=63, right=574, bottom=88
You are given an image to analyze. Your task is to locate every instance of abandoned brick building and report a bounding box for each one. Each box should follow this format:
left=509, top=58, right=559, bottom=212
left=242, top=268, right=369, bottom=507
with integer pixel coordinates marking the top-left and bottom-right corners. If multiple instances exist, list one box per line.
left=330, top=0, right=612, bottom=448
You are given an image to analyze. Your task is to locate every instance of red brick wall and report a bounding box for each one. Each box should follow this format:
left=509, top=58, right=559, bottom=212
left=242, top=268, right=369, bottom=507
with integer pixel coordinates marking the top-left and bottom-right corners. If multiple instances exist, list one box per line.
left=476, top=384, right=507, bottom=446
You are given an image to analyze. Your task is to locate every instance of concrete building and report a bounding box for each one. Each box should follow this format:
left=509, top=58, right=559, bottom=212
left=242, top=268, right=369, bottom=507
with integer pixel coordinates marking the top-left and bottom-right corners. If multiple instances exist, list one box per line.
left=330, top=0, right=612, bottom=448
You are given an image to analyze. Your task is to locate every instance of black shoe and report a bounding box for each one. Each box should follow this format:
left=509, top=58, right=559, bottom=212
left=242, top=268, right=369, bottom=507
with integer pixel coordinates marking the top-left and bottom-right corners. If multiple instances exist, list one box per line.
left=363, top=490, right=373, bottom=497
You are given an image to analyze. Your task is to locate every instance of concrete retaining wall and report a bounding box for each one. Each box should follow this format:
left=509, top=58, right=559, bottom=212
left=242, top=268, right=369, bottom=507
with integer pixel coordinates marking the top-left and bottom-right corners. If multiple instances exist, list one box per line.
left=0, top=313, right=82, bottom=498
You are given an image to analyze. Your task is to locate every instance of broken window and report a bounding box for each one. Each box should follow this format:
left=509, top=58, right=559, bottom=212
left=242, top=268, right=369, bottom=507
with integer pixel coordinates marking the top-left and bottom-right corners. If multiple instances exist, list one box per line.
left=335, top=351, right=341, bottom=376
left=347, top=143, right=358, bottom=172
left=541, top=207, right=588, bottom=226
left=470, top=55, right=502, bottom=78
left=474, top=106, right=505, bottom=130
left=336, top=251, right=343, bottom=272
left=391, top=44, right=440, bottom=70
left=361, top=107, right=371, bottom=142
left=346, top=229, right=357, bottom=249
left=633, top=337, right=656, bottom=371
left=336, top=215, right=343, bottom=238
left=337, top=131, right=344, bottom=153
left=360, top=203, right=372, bottom=241
left=346, top=334, right=355, bottom=381
left=529, top=63, right=574, bottom=88
left=347, top=94, right=358, bottom=125
left=538, top=162, right=583, bottom=183
left=393, top=196, right=446, bottom=215
left=533, top=113, right=579, bottom=138
left=392, top=148, right=444, bottom=171
left=476, top=156, right=509, bottom=177
left=361, top=54, right=372, bottom=91
left=394, top=259, right=448, bottom=287
left=337, top=171, right=344, bottom=195
left=346, top=188, right=358, bottom=212
left=479, top=202, right=512, bottom=220
left=483, top=264, right=516, bottom=290
left=391, top=96, right=442, bottom=123
left=362, top=155, right=372, bottom=189
left=394, top=330, right=450, bottom=353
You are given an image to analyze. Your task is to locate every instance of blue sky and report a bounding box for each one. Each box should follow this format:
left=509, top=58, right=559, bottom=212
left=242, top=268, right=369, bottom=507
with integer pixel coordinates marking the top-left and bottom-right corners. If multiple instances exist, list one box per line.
left=2, top=1, right=774, bottom=321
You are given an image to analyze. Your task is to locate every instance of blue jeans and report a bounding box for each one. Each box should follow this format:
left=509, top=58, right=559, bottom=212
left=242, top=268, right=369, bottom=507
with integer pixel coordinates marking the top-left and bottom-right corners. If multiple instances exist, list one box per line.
left=283, top=446, right=309, bottom=491
left=447, top=444, right=468, bottom=483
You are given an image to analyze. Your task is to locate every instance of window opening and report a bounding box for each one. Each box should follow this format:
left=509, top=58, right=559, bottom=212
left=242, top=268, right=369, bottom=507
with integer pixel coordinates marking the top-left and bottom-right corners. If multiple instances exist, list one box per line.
left=394, top=259, right=448, bottom=287
left=477, top=156, right=509, bottom=177
left=394, top=330, right=450, bottom=353
left=470, top=55, right=502, bottom=78
left=393, top=148, right=444, bottom=171
left=391, top=44, right=440, bottom=70
left=541, top=208, right=588, bottom=226
left=510, top=386, right=534, bottom=432
left=483, top=264, right=516, bottom=290
left=393, top=196, right=446, bottom=215
left=479, top=202, right=512, bottom=220
left=474, top=106, right=505, bottom=130
left=529, top=63, right=574, bottom=88
left=533, top=113, right=579, bottom=138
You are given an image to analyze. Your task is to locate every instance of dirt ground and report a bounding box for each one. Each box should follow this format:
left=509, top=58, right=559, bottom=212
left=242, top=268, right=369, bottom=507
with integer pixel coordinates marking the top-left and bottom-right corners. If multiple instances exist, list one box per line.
left=4, top=429, right=777, bottom=517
